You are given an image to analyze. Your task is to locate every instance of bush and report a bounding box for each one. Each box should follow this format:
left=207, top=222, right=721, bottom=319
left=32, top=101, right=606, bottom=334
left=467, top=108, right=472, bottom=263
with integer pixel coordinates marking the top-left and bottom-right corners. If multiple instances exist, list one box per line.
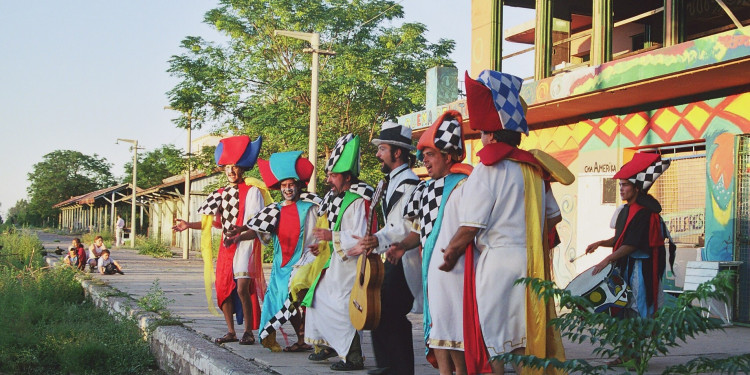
left=0, top=230, right=44, bottom=269
left=135, top=236, right=173, bottom=258
left=495, top=272, right=749, bottom=375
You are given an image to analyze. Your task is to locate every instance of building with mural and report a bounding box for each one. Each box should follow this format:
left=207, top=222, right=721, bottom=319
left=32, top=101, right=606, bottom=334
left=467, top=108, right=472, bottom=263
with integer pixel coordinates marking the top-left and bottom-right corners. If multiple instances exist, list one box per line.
left=398, top=1, right=750, bottom=322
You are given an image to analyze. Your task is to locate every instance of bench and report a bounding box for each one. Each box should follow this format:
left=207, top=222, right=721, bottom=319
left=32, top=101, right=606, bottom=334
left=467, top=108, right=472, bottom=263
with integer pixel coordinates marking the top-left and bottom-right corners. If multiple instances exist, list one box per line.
left=666, top=261, right=742, bottom=325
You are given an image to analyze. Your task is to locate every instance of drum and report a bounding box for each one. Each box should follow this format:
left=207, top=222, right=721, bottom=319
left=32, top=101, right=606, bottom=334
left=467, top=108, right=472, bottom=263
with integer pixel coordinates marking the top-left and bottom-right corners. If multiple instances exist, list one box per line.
left=565, top=263, right=629, bottom=314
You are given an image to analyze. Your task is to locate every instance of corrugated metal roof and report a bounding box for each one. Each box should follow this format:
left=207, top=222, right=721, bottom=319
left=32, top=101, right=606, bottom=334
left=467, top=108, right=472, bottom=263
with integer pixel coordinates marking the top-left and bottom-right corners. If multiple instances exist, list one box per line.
left=53, top=183, right=137, bottom=208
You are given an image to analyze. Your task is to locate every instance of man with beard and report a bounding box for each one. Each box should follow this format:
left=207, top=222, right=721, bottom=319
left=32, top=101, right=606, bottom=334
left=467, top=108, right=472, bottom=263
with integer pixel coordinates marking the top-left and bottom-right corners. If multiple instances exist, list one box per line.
left=388, top=111, right=473, bottom=374
left=352, top=121, right=420, bottom=375
left=173, top=135, right=269, bottom=346
left=302, top=133, right=374, bottom=371
left=226, top=151, right=321, bottom=353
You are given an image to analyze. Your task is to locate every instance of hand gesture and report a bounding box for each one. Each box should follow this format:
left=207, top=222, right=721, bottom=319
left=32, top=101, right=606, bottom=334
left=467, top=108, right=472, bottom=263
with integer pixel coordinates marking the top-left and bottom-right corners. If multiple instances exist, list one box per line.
left=385, top=243, right=406, bottom=265
left=307, top=243, right=321, bottom=256
left=172, top=219, right=188, bottom=232
left=438, top=246, right=461, bottom=272
left=225, top=224, right=244, bottom=238
left=313, top=228, right=332, bottom=242
left=585, top=241, right=600, bottom=254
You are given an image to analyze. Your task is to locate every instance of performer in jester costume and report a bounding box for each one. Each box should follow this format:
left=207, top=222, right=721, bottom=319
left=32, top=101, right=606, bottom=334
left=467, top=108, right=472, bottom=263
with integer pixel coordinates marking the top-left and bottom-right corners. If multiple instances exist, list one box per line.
left=172, top=135, right=270, bottom=345
left=303, top=133, right=374, bottom=371
left=227, top=151, right=322, bottom=353
left=452, top=70, right=570, bottom=375
left=587, top=152, right=671, bottom=324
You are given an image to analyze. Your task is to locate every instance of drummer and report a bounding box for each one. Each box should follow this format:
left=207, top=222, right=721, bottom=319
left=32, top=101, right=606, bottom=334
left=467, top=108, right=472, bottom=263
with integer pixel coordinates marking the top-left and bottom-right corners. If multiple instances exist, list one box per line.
left=440, top=70, right=567, bottom=374
left=586, top=152, right=670, bottom=322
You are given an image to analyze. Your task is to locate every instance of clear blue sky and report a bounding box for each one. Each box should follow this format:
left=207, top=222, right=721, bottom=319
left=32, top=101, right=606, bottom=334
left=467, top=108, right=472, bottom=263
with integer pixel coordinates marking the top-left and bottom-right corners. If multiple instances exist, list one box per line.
left=0, top=1, right=533, bottom=218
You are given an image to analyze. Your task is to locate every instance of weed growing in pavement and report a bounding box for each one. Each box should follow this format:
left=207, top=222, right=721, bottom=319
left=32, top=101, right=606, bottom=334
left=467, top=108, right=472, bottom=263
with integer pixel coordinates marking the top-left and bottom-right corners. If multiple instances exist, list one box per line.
left=494, top=271, right=750, bottom=375
left=135, top=236, right=173, bottom=258
left=138, top=279, right=175, bottom=316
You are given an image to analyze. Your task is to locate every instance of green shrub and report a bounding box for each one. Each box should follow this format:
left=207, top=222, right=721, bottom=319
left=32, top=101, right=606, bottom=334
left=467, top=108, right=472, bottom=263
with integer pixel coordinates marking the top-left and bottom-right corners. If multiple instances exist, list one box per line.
left=0, top=231, right=44, bottom=269
left=135, top=236, right=173, bottom=258
left=495, top=271, right=749, bottom=375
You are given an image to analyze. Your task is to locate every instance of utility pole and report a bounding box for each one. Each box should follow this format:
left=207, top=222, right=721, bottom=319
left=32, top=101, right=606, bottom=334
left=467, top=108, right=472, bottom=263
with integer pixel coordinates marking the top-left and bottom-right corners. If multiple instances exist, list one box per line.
left=117, top=138, right=139, bottom=248
left=273, top=30, right=335, bottom=193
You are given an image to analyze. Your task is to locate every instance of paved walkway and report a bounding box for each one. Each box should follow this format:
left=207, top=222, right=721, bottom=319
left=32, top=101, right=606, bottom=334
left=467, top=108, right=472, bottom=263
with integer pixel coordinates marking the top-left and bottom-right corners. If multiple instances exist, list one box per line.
left=39, top=232, right=749, bottom=374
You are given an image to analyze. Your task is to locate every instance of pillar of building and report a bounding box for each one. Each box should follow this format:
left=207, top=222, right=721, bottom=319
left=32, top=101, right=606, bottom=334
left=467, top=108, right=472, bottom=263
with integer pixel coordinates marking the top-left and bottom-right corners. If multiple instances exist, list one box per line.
left=534, top=0, right=553, bottom=80
left=472, top=0, right=504, bottom=76
left=591, top=0, right=613, bottom=66
left=664, top=0, right=682, bottom=47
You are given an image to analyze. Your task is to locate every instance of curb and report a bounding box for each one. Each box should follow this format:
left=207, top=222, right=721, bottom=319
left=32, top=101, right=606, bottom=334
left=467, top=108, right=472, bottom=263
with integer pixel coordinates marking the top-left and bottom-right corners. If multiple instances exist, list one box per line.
left=46, top=257, right=275, bottom=375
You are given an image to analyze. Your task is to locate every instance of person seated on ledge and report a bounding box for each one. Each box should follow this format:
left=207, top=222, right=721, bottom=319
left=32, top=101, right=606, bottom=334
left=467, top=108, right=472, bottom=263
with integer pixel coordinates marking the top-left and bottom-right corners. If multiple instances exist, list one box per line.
left=68, top=238, right=87, bottom=271
left=88, top=235, right=107, bottom=272
left=98, top=249, right=124, bottom=275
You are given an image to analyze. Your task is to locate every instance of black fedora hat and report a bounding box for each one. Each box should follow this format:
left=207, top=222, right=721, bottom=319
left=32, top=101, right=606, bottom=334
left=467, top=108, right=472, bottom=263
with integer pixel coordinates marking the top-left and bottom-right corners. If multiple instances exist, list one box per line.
left=371, top=121, right=416, bottom=151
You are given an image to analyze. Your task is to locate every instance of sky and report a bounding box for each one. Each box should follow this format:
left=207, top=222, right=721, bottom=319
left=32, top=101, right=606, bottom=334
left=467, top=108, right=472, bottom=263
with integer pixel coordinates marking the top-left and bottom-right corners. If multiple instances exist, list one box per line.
left=0, top=1, right=534, bottom=218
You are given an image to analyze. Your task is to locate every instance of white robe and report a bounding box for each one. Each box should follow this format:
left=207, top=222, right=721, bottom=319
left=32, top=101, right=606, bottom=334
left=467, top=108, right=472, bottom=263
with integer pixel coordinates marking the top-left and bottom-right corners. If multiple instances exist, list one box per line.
left=460, top=161, right=560, bottom=356
left=427, top=180, right=468, bottom=350
left=304, top=198, right=368, bottom=360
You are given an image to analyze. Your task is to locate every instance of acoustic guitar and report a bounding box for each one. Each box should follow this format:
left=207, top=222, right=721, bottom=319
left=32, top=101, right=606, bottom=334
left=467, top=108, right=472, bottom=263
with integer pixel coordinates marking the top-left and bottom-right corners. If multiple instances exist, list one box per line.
left=349, top=180, right=386, bottom=330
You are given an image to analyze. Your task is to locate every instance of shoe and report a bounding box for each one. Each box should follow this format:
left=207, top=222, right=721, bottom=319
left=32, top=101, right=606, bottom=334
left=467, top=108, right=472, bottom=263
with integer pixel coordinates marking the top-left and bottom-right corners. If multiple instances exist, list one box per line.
left=214, top=332, right=238, bottom=344
left=308, top=347, right=338, bottom=361
left=331, top=360, right=364, bottom=371
left=283, top=342, right=313, bottom=352
left=239, top=331, right=255, bottom=345
left=367, top=367, right=390, bottom=375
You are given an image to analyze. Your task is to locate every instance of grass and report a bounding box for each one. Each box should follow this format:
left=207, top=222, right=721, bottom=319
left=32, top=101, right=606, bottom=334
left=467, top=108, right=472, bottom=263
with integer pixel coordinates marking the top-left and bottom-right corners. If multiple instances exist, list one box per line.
left=0, top=232, right=160, bottom=374
left=135, top=236, right=173, bottom=258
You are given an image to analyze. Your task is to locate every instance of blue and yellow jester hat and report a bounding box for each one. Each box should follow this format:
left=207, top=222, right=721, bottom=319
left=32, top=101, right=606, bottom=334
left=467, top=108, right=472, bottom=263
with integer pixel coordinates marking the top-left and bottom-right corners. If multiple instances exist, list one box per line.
left=325, top=133, right=360, bottom=177
left=214, top=135, right=262, bottom=169
left=257, top=151, right=315, bottom=190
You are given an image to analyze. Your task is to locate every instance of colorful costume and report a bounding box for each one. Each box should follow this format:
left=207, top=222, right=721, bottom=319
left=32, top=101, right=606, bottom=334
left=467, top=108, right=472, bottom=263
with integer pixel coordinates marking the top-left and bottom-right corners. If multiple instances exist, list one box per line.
left=303, top=134, right=373, bottom=366
left=403, top=111, right=473, bottom=362
left=462, top=70, right=568, bottom=374
left=611, top=152, right=671, bottom=318
left=370, top=121, right=421, bottom=374
left=197, top=135, right=270, bottom=327
left=247, top=151, right=322, bottom=348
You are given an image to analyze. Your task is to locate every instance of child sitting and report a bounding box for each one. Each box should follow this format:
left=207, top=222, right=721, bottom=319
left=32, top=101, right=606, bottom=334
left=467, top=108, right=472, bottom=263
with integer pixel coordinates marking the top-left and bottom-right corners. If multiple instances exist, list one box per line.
left=63, top=248, right=79, bottom=268
left=88, top=235, right=107, bottom=272
left=68, top=238, right=87, bottom=271
left=97, top=249, right=124, bottom=275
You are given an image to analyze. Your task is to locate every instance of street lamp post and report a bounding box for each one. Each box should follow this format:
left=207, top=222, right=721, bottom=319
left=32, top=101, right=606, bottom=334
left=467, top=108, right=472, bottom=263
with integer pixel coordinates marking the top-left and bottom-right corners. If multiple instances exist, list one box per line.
left=273, top=30, right=335, bottom=194
left=117, top=138, right=138, bottom=248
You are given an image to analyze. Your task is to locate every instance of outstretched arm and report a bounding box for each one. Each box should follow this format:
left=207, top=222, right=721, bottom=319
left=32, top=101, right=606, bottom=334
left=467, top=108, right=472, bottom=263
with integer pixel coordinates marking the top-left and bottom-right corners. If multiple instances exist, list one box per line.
left=172, top=219, right=201, bottom=232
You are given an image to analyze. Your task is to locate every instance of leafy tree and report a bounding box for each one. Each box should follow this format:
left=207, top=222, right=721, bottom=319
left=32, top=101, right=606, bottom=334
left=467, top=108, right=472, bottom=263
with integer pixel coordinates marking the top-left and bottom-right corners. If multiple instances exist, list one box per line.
left=167, top=0, right=455, bottom=188
left=122, top=144, right=187, bottom=189
left=26, top=150, right=115, bottom=226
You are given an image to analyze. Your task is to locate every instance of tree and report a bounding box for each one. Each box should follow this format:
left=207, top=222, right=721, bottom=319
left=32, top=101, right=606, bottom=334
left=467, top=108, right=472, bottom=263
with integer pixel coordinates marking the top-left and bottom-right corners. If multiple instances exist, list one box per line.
left=7, top=199, right=34, bottom=227
left=167, top=0, right=455, bottom=186
left=26, top=150, right=115, bottom=226
left=122, top=144, right=187, bottom=189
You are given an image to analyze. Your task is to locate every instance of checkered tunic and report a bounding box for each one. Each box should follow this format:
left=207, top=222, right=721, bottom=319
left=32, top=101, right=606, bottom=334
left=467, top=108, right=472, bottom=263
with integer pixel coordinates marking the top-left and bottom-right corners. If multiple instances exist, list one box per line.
left=318, top=182, right=373, bottom=229
left=197, top=185, right=241, bottom=234
left=259, top=296, right=298, bottom=340
left=403, top=178, right=445, bottom=245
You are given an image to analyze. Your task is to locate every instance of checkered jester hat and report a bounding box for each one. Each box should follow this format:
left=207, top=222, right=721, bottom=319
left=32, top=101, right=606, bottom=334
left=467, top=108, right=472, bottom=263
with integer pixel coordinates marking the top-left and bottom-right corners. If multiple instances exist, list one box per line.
left=257, top=151, right=315, bottom=190
left=325, top=133, right=361, bottom=177
left=214, top=135, right=263, bottom=169
left=613, top=153, right=671, bottom=192
left=465, top=70, right=528, bottom=135
left=416, top=110, right=466, bottom=162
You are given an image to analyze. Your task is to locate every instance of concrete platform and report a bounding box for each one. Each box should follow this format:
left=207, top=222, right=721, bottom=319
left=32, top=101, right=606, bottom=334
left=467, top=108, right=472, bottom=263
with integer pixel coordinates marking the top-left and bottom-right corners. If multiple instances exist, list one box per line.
left=39, top=231, right=750, bottom=374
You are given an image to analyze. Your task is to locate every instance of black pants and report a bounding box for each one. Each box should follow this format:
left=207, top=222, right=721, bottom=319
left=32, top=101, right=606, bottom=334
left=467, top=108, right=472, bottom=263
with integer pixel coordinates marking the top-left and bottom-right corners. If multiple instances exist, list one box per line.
left=371, top=259, right=415, bottom=374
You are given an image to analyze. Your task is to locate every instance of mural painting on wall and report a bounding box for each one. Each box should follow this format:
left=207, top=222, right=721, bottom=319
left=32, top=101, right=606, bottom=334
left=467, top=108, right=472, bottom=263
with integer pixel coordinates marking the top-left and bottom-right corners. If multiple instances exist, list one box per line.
left=520, top=92, right=750, bottom=278
left=520, top=28, right=750, bottom=106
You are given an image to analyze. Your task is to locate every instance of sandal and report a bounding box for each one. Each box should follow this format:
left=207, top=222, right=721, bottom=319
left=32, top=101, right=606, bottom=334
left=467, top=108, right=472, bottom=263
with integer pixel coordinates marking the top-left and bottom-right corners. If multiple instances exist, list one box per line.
left=239, top=331, right=255, bottom=345
left=214, top=332, right=238, bottom=344
left=284, top=342, right=313, bottom=352
left=308, top=347, right=338, bottom=361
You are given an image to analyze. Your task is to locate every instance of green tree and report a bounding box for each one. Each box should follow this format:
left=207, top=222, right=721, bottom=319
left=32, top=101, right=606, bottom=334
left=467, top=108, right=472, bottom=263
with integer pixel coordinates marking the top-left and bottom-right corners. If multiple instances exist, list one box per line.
left=26, top=150, right=115, bottom=226
left=167, top=0, right=455, bottom=187
left=122, top=144, right=186, bottom=189
left=7, top=199, right=32, bottom=226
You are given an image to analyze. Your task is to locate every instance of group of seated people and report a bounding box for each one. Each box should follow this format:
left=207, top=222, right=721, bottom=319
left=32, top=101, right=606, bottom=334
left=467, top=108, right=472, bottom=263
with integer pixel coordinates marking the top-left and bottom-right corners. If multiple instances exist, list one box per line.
left=63, top=235, right=124, bottom=275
